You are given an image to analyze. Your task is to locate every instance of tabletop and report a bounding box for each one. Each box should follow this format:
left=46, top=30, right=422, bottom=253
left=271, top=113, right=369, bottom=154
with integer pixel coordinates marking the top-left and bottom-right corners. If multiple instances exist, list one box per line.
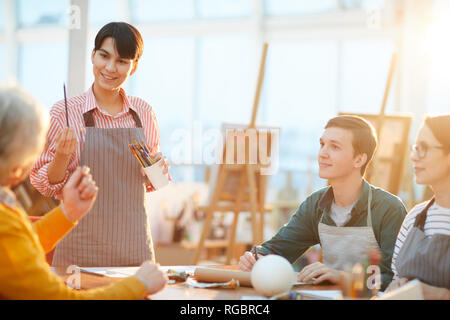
left=52, top=265, right=341, bottom=300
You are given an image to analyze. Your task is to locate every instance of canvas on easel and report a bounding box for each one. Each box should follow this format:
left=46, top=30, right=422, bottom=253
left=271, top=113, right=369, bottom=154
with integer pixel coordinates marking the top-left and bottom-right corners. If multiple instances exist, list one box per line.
left=338, top=112, right=412, bottom=195
left=193, top=43, right=278, bottom=265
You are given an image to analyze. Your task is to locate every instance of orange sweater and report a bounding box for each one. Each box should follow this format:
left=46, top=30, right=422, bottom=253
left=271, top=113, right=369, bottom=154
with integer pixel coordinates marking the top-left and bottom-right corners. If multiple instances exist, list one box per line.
left=0, top=202, right=147, bottom=300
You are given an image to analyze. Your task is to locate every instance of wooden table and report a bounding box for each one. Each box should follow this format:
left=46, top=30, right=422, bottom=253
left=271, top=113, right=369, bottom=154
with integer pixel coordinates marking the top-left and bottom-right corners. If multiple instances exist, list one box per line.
left=52, top=265, right=340, bottom=300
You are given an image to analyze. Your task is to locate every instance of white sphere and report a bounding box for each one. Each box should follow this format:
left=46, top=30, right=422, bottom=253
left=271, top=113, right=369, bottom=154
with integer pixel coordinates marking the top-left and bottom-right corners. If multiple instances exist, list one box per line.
left=251, top=255, right=296, bottom=297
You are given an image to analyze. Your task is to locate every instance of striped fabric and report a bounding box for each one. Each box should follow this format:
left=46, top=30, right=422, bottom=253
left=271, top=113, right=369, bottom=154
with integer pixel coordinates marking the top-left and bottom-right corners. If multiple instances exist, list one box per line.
left=30, top=85, right=161, bottom=200
left=391, top=201, right=450, bottom=280
left=51, top=124, right=154, bottom=267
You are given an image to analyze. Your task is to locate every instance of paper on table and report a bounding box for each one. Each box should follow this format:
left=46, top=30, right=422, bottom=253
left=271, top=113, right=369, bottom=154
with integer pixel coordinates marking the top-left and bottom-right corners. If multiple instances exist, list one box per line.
left=80, top=267, right=139, bottom=278
left=80, top=266, right=201, bottom=278
left=377, top=279, right=424, bottom=300
left=296, top=290, right=343, bottom=300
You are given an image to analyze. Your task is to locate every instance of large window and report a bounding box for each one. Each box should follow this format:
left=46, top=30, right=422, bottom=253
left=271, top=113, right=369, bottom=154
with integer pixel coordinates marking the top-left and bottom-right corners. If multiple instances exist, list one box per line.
left=197, top=0, right=252, bottom=19
left=89, top=0, right=121, bottom=26
left=2, top=0, right=405, bottom=202
left=264, top=40, right=340, bottom=195
left=18, top=43, right=68, bottom=108
left=130, top=0, right=196, bottom=23
left=10, top=1, right=70, bottom=109
left=0, top=0, right=5, bottom=30
left=339, top=39, right=395, bottom=114
left=264, top=0, right=338, bottom=16
left=0, top=44, right=5, bottom=83
left=130, top=36, right=196, bottom=170
left=426, top=0, right=450, bottom=115
left=16, top=0, right=70, bottom=27
left=196, top=35, right=254, bottom=128
left=130, top=0, right=253, bottom=22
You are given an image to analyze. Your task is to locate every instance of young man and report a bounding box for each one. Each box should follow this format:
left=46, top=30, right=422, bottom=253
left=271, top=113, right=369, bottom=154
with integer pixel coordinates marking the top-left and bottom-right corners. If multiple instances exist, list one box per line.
left=239, top=115, right=407, bottom=291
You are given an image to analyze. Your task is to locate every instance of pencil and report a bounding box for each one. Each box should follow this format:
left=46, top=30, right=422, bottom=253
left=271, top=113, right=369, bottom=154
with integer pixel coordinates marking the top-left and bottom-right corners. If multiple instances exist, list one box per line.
left=253, top=248, right=259, bottom=261
left=129, top=144, right=145, bottom=168
left=133, top=143, right=150, bottom=166
left=138, top=140, right=156, bottom=164
left=133, top=144, right=151, bottom=167
left=134, top=141, right=154, bottom=166
left=64, top=83, right=69, bottom=127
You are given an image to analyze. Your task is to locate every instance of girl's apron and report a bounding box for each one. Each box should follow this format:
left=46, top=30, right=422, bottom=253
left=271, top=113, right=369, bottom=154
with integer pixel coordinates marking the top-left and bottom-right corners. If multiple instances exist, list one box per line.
left=394, top=198, right=450, bottom=288
left=318, top=188, right=380, bottom=269
left=52, top=108, right=154, bottom=266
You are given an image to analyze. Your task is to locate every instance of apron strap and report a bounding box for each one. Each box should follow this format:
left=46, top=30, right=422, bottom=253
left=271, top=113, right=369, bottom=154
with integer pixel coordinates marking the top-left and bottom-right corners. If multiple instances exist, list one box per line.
left=83, top=108, right=143, bottom=128
left=83, top=110, right=96, bottom=127
left=366, top=187, right=373, bottom=227
left=414, top=197, right=435, bottom=231
left=319, top=187, right=373, bottom=226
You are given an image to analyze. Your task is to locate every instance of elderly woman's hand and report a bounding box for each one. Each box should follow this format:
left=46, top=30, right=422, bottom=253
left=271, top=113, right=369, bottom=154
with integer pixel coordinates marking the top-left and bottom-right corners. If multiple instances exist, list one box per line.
left=62, top=166, right=98, bottom=222
left=134, top=261, right=168, bottom=295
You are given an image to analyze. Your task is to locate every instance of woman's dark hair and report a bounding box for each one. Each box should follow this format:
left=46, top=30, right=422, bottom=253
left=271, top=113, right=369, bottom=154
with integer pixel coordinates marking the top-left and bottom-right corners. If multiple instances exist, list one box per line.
left=424, top=114, right=450, bottom=151
left=94, top=22, right=144, bottom=68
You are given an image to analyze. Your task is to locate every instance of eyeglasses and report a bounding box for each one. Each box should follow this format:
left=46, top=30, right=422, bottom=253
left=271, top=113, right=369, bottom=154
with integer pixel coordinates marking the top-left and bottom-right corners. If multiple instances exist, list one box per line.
left=411, top=142, right=445, bottom=159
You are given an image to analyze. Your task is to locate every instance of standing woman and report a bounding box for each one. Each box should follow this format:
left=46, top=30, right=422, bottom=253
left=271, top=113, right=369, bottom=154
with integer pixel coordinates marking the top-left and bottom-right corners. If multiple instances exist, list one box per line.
left=387, top=115, right=450, bottom=299
left=30, top=22, right=170, bottom=267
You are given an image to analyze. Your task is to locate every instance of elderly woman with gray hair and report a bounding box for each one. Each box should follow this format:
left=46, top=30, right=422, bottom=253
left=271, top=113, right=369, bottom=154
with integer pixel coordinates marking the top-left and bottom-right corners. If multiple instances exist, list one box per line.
left=0, top=86, right=167, bottom=299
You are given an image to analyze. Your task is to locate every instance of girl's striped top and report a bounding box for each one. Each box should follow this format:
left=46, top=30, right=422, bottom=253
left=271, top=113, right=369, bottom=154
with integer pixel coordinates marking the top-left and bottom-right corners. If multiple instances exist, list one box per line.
left=30, top=85, right=161, bottom=200
left=391, top=200, right=450, bottom=280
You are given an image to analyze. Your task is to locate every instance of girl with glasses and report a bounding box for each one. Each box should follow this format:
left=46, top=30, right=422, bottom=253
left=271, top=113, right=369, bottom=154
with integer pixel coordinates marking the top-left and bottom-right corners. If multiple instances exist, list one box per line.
left=387, top=114, right=450, bottom=299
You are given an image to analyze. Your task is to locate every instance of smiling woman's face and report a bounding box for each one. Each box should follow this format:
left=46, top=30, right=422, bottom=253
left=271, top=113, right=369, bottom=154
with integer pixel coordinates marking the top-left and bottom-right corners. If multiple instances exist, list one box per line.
left=411, top=124, right=450, bottom=187
left=91, top=37, right=135, bottom=91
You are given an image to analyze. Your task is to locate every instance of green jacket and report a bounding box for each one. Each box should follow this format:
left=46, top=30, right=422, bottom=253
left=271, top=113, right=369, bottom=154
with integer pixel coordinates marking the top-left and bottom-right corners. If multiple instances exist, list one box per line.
left=256, top=180, right=407, bottom=291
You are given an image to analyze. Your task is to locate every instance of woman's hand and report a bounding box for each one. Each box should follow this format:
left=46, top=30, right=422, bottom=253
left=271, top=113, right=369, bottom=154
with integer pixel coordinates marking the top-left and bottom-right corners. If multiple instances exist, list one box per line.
left=55, top=128, right=77, bottom=158
left=141, top=152, right=171, bottom=192
left=152, top=152, right=171, bottom=177
left=62, top=166, right=98, bottom=222
left=48, top=128, right=78, bottom=184
left=297, top=262, right=344, bottom=285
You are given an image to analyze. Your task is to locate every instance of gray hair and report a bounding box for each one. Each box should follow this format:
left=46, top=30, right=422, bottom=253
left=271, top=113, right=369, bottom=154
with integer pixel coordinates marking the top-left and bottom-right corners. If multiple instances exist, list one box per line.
left=0, top=86, right=49, bottom=184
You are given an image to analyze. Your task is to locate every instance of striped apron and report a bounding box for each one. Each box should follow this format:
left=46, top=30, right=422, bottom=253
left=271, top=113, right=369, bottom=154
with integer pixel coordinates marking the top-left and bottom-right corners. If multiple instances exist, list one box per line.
left=52, top=108, right=154, bottom=267
left=395, top=198, right=450, bottom=289
left=318, top=188, right=380, bottom=270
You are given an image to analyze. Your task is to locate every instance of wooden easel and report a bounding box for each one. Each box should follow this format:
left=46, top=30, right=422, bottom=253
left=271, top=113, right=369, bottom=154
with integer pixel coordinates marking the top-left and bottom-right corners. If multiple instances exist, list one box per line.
left=194, top=43, right=272, bottom=265
left=341, top=53, right=413, bottom=196
left=366, top=53, right=398, bottom=184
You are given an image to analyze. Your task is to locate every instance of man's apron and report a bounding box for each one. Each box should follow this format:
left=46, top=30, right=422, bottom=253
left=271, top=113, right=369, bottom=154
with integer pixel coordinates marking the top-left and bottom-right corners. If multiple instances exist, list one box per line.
left=318, top=188, right=380, bottom=270
left=52, top=108, right=154, bottom=266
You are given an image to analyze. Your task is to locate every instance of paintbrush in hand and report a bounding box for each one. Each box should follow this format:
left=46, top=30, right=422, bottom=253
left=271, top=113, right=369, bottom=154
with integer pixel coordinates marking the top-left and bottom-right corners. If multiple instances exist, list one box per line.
left=64, top=83, right=69, bottom=127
